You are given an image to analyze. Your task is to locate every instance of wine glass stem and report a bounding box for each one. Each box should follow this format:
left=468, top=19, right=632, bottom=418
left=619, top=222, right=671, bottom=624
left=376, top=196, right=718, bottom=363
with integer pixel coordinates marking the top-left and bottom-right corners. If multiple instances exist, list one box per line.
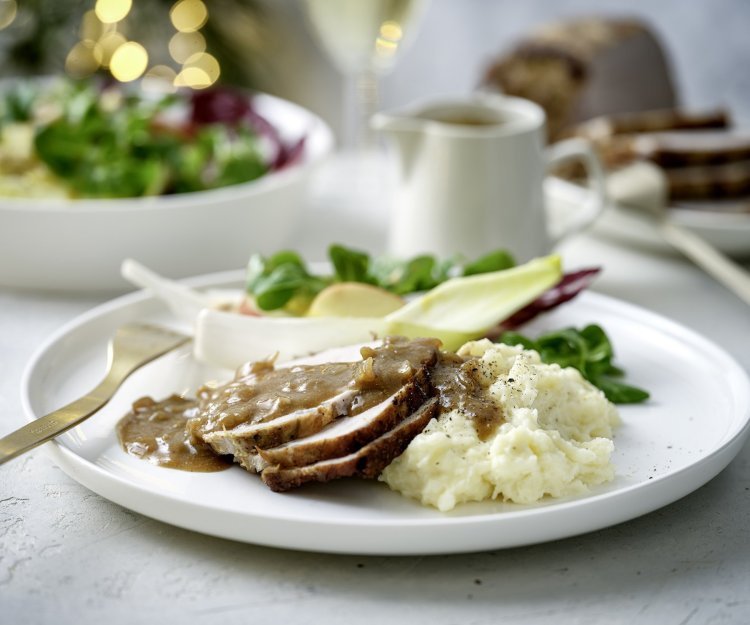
left=343, top=70, right=379, bottom=151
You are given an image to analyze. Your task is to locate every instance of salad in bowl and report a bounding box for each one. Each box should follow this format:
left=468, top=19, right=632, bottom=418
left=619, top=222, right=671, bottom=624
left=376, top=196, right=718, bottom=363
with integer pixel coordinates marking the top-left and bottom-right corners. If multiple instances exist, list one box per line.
left=0, top=77, right=333, bottom=292
left=0, top=79, right=306, bottom=199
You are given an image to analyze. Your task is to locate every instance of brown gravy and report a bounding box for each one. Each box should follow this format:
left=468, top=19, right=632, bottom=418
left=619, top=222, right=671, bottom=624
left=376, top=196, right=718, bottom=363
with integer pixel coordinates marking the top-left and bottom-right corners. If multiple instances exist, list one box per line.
left=441, top=117, right=505, bottom=127
left=116, top=337, right=505, bottom=471
left=430, top=353, right=502, bottom=440
left=116, top=395, right=231, bottom=472
left=191, top=336, right=441, bottom=439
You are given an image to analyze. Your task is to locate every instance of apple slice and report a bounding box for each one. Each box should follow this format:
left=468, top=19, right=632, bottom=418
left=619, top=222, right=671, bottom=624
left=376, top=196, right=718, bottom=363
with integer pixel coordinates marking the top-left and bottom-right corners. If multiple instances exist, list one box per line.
left=307, top=282, right=404, bottom=318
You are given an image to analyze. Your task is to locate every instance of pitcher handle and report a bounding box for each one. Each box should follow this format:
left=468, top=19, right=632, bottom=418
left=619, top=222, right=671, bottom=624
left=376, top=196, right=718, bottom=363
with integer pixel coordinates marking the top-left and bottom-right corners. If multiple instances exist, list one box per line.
left=545, top=138, right=608, bottom=245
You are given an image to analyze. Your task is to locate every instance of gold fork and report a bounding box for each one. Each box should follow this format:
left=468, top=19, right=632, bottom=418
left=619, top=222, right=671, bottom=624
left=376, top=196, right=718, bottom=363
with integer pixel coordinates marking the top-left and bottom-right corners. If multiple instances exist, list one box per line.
left=0, top=323, right=190, bottom=465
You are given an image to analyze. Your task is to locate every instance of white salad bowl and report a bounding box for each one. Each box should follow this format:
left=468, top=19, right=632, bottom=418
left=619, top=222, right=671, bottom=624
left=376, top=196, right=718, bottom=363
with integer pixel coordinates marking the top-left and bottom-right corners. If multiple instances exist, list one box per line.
left=0, top=91, right=334, bottom=293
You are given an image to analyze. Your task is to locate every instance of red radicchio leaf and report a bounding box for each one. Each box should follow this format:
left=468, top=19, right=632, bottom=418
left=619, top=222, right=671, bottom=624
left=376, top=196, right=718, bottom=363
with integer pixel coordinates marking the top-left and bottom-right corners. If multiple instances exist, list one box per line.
left=498, top=267, right=602, bottom=331
left=189, top=87, right=305, bottom=171
left=274, top=136, right=307, bottom=170
left=190, top=88, right=252, bottom=125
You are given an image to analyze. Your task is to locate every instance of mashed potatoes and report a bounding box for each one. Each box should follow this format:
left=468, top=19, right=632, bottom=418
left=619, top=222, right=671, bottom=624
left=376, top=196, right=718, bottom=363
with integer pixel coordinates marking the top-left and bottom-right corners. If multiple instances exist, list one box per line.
left=380, top=339, right=619, bottom=511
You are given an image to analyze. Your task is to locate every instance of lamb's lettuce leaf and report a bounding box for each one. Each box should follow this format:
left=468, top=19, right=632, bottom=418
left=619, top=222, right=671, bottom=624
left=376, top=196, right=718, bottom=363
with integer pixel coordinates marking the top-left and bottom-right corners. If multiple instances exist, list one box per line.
left=497, top=324, right=650, bottom=404
left=246, top=244, right=520, bottom=312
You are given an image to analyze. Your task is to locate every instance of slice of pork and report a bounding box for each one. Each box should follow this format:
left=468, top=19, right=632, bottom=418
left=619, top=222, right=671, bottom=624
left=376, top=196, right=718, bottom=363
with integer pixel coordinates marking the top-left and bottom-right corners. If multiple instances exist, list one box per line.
left=253, top=368, right=432, bottom=471
left=260, top=397, right=439, bottom=492
left=197, top=343, right=379, bottom=459
left=279, top=340, right=382, bottom=367
left=201, top=387, right=357, bottom=462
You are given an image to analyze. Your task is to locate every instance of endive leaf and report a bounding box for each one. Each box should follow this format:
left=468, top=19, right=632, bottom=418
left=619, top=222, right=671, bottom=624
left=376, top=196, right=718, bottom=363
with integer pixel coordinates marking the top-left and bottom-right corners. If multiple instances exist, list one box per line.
left=385, top=255, right=562, bottom=350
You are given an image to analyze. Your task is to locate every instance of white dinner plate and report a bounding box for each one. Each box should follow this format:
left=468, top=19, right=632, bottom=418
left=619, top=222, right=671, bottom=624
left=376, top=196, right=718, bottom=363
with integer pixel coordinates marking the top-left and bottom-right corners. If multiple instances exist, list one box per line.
left=21, top=270, right=750, bottom=555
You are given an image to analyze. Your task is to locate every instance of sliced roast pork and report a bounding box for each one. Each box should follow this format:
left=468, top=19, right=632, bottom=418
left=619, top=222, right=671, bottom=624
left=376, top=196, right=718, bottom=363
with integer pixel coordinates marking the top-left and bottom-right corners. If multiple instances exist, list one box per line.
left=252, top=368, right=431, bottom=471
left=189, top=337, right=442, bottom=479
left=201, top=387, right=359, bottom=460
left=261, top=398, right=440, bottom=492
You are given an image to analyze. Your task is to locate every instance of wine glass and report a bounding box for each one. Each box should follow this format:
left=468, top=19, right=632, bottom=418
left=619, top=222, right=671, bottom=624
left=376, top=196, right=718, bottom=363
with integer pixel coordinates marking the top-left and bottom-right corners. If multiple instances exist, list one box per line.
left=302, top=0, right=429, bottom=150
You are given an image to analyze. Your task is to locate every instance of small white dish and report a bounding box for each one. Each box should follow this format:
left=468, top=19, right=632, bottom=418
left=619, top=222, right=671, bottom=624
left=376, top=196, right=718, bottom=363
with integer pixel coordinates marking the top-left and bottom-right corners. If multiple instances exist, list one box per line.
left=0, top=93, right=333, bottom=293
left=19, top=270, right=750, bottom=555
left=547, top=177, right=750, bottom=257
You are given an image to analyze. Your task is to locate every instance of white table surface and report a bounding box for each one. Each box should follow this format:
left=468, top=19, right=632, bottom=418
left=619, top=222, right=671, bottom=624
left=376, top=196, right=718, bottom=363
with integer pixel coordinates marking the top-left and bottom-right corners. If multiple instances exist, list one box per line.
left=2, top=156, right=750, bottom=625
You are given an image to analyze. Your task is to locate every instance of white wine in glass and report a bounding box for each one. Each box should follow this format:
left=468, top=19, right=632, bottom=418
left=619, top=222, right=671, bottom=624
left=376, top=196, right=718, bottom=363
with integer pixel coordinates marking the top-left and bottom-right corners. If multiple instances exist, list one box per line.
left=303, top=0, right=428, bottom=149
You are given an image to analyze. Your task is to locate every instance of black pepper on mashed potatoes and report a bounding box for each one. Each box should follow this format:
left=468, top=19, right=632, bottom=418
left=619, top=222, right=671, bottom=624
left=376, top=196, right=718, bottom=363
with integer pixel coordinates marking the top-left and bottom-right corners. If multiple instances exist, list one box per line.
left=380, top=340, right=620, bottom=511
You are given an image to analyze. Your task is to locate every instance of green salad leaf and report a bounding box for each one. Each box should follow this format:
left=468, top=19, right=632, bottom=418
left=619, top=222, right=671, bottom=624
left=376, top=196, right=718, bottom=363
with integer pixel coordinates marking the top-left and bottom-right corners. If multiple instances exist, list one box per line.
left=246, top=251, right=330, bottom=312
left=462, top=249, right=515, bottom=276
left=26, top=82, right=268, bottom=198
left=329, top=244, right=373, bottom=284
left=497, top=324, right=650, bottom=404
left=0, top=83, right=37, bottom=124
left=246, top=245, right=518, bottom=312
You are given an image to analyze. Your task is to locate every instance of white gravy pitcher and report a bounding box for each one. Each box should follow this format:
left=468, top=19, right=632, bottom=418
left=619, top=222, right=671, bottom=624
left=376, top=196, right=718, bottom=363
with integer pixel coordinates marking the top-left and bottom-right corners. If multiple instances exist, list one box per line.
left=372, top=95, right=607, bottom=262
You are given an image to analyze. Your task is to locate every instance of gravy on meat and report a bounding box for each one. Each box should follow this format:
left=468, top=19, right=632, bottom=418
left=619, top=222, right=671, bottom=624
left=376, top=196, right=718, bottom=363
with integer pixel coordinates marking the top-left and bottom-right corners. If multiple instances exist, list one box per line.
left=191, top=336, right=441, bottom=439
left=116, top=337, right=506, bottom=472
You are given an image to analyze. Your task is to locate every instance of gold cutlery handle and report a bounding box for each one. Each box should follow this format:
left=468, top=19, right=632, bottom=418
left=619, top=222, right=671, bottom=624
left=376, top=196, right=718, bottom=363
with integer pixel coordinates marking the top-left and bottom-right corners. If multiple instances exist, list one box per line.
left=0, top=373, right=125, bottom=465
left=0, top=323, right=190, bottom=466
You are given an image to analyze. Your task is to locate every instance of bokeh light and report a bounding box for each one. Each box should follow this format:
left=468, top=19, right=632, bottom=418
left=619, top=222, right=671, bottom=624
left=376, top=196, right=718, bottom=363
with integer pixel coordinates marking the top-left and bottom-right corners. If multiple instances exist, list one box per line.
left=0, top=0, right=18, bottom=30
left=94, top=31, right=127, bottom=67
left=109, top=41, right=149, bottom=82
left=65, top=0, right=220, bottom=90
left=95, top=0, right=132, bottom=24
left=80, top=9, right=106, bottom=42
left=65, top=42, right=100, bottom=78
left=380, top=21, right=403, bottom=42
left=174, top=52, right=220, bottom=89
left=170, top=0, right=208, bottom=33
left=143, top=65, right=178, bottom=93
left=168, top=31, right=206, bottom=64
left=376, top=19, right=404, bottom=60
